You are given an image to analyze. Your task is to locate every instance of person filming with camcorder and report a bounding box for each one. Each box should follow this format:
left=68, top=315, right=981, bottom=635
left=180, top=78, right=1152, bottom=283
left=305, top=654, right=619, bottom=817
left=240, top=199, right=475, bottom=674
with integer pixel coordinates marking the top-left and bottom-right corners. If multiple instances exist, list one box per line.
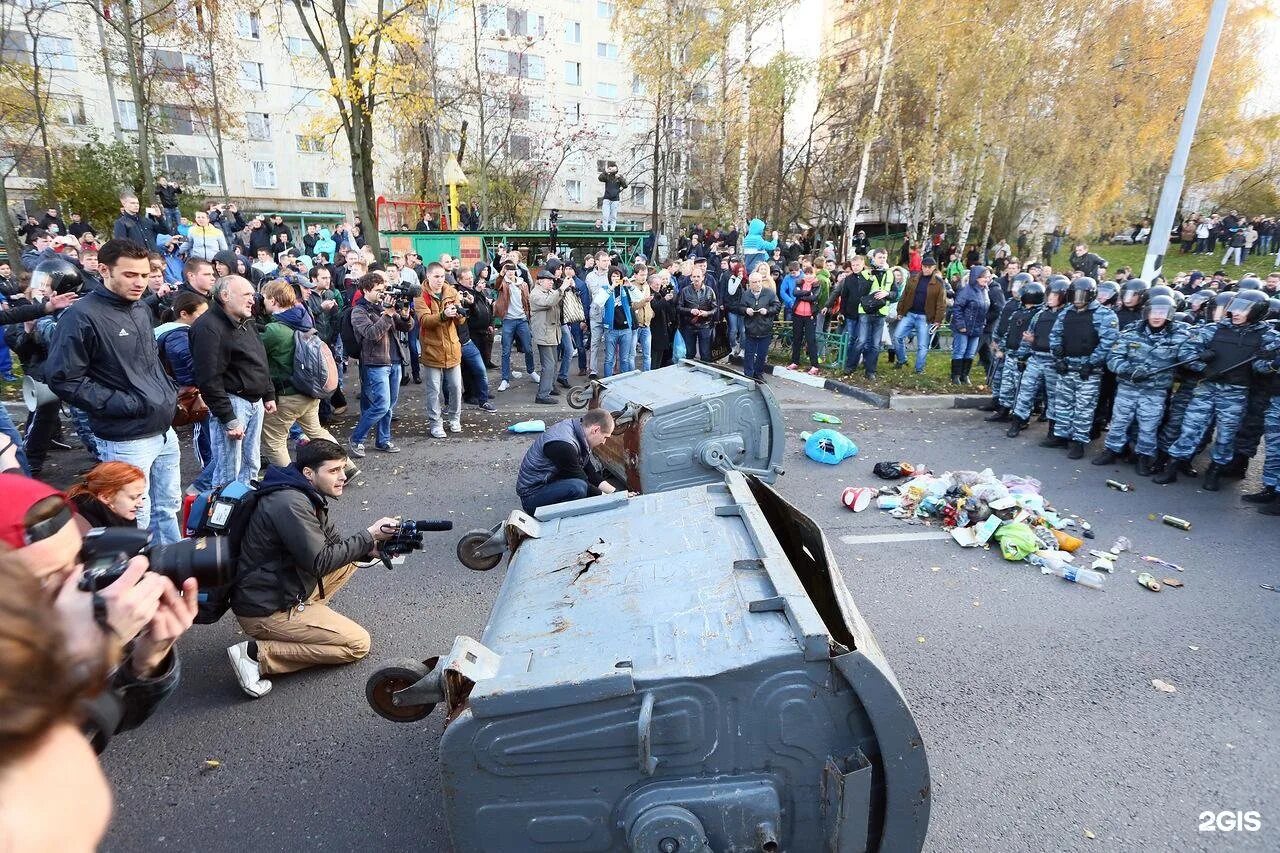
left=225, top=438, right=432, bottom=699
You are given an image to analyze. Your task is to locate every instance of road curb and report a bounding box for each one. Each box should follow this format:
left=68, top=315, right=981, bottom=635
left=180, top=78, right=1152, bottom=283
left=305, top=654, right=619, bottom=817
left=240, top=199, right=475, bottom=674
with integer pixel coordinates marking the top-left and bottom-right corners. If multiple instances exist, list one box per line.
left=762, top=365, right=890, bottom=408
left=890, top=393, right=991, bottom=411
left=761, top=365, right=996, bottom=411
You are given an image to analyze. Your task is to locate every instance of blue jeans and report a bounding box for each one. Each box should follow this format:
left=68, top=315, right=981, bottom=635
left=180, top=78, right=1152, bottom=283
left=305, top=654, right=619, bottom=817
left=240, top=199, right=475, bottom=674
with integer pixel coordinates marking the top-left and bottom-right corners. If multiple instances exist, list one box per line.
left=407, top=318, right=421, bottom=379
left=636, top=326, right=652, bottom=370
left=460, top=340, right=491, bottom=403
left=569, top=323, right=588, bottom=371
left=209, top=395, right=264, bottom=489
left=558, top=325, right=572, bottom=381
left=893, top=312, right=931, bottom=372
left=683, top=326, right=713, bottom=361
left=951, top=332, right=982, bottom=359
left=604, top=327, right=636, bottom=376
left=501, top=318, right=534, bottom=380
left=744, top=335, right=770, bottom=378
left=162, top=206, right=179, bottom=235
left=351, top=363, right=400, bottom=446
left=0, top=401, right=30, bottom=474
left=842, top=317, right=865, bottom=371
left=727, top=312, right=744, bottom=352
left=97, top=428, right=182, bottom=544
left=520, top=478, right=590, bottom=516
left=191, top=415, right=215, bottom=493
left=858, top=314, right=886, bottom=375
left=0, top=341, right=13, bottom=377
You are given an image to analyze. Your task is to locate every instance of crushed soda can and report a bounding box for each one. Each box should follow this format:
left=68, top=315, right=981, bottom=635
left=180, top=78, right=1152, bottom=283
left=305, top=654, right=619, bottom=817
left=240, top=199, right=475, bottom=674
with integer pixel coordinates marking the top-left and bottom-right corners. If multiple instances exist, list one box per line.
left=1137, top=572, right=1162, bottom=592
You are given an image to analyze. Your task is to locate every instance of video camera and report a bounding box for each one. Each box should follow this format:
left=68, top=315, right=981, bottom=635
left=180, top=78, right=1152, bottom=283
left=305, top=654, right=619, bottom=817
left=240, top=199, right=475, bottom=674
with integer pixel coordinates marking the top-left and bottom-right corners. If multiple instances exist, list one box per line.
left=383, top=281, right=422, bottom=310
left=377, top=519, right=453, bottom=569
left=77, top=527, right=232, bottom=593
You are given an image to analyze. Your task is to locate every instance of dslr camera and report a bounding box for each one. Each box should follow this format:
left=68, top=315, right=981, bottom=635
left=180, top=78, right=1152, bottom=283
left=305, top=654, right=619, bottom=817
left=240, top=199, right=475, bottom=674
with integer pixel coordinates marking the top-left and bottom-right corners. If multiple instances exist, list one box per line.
left=77, top=527, right=232, bottom=593
left=383, top=281, right=422, bottom=310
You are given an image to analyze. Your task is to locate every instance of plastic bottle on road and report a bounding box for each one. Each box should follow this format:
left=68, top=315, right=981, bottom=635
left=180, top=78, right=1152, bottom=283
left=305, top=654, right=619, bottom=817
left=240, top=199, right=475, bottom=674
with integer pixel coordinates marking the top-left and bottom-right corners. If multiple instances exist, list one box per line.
left=1027, top=553, right=1105, bottom=590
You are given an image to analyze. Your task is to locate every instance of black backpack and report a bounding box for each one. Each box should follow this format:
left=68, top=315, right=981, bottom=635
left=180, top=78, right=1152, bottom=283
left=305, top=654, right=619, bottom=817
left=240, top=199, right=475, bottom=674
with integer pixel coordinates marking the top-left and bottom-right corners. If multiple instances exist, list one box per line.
left=184, top=480, right=269, bottom=624
left=339, top=305, right=360, bottom=358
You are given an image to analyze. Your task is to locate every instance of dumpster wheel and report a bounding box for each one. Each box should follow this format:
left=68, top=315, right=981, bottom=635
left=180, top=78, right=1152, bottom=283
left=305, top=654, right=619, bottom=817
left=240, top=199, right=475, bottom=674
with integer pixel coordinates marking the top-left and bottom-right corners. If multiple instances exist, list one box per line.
left=566, top=385, right=591, bottom=410
left=457, top=529, right=503, bottom=571
left=365, top=657, right=439, bottom=722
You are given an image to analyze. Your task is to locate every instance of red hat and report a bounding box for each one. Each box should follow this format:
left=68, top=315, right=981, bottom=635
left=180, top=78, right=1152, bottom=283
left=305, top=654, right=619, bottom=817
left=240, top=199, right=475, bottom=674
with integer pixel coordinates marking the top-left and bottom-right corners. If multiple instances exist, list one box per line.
left=0, top=473, right=70, bottom=549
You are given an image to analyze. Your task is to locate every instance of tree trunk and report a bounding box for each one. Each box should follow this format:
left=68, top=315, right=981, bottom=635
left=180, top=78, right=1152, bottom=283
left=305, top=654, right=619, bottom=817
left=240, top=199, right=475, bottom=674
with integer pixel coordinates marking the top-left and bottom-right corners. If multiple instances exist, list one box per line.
left=735, top=13, right=752, bottom=224
left=978, top=146, right=1007, bottom=264
left=204, top=14, right=230, bottom=204
left=1026, top=200, right=1047, bottom=265
left=895, top=129, right=914, bottom=238
left=351, top=113, right=380, bottom=253
left=0, top=177, right=22, bottom=263
left=93, top=12, right=124, bottom=141
left=118, top=0, right=153, bottom=194
left=955, top=115, right=986, bottom=248
left=26, top=29, right=55, bottom=193
left=846, top=0, right=900, bottom=256
left=651, top=89, right=661, bottom=246
left=469, top=0, right=489, bottom=225
left=921, top=67, right=945, bottom=235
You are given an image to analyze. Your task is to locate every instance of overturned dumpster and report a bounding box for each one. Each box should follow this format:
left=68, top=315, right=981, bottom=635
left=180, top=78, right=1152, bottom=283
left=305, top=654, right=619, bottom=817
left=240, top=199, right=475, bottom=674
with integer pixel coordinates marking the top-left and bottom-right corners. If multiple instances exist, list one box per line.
left=366, top=472, right=931, bottom=852
left=591, top=360, right=786, bottom=492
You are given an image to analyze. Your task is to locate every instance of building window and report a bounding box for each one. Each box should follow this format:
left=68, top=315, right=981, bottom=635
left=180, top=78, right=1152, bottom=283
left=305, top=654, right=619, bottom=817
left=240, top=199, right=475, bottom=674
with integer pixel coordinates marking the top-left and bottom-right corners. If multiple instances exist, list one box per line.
left=436, top=43, right=460, bottom=68
left=286, top=36, right=317, bottom=57
left=38, top=36, right=76, bottom=71
left=117, top=99, right=138, bottom=132
left=631, top=74, right=645, bottom=96
left=509, top=94, right=529, bottom=121
left=564, top=20, right=580, bottom=43
left=292, top=86, right=323, bottom=108
left=164, top=154, right=220, bottom=187
left=300, top=181, right=330, bottom=198
left=251, top=160, right=277, bottom=189
left=240, top=61, right=264, bottom=90
left=597, top=1, right=614, bottom=17
left=296, top=134, right=325, bottom=153
left=564, top=60, right=581, bottom=85
left=596, top=42, right=617, bottom=60
left=565, top=179, right=582, bottom=203
left=596, top=81, right=617, bottom=99
left=508, top=134, right=531, bottom=160
left=156, top=104, right=200, bottom=136
left=563, top=100, right=580, bottom=122
left=237, top=11, right=261, bottom=39
left=631, top=184, right=647, bottom=205
left=54, top=96, right=88, bottom=126
left=246, top=112, right=271, bottom=140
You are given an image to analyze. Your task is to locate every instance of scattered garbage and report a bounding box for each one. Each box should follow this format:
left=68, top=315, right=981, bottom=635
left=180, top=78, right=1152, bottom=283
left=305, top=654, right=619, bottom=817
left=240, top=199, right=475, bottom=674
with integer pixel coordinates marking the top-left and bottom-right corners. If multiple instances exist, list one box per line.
left=507, top=419, right=546, bottom=433
left=872, top=460, right=929, bottom=480
left=1161, top=514, right=1192, bottom=531
left=840, top=486, right=874, bottom=512
left=1029, top=553, right=1106, bottom=589
left=1141, top=555, right=1184, bottom=572
left=1163, top=578, right=1183, bottom=588
left=1151, top=679, right=1177, bottom=693
left=1110, top=536, right=1132, bottom=554
left=811, top=412, right=842, bottom=424
left=1137, top=572, right=1162, bottom=592
left=1105, top=479, right=1134, bottom=492
left=1261, top=584, right=1278, bottom=592
left=803, top=429, right=858, bottom=465
left=1090, top=550, right=1117, bottom=573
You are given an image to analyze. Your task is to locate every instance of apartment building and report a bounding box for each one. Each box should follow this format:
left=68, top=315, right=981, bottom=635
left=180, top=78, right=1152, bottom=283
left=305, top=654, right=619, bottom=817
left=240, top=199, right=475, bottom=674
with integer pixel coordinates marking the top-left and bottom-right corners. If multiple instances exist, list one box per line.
left=2, top=0, right=657, bottom=227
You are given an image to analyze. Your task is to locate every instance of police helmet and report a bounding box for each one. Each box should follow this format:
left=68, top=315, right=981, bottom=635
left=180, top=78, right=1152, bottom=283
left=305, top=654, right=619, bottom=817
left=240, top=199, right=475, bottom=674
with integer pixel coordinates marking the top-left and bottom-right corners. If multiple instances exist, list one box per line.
left=1213, top=290, right=1236, bottom=311
left=1187, top=290, right=1214, bottom=313
left=1173, top=311, right=1194, bottom=324
left=1046, top=275, right=1070, bottom=306
left=1226, top=289, right=1269, bottom=324
left=1267, top=297, right=1280, bottom=321
left=1237, top=276, right=1262, bottom=291
left=1120, top=278, right=1150, bottom=308
left=1010, top=272, right=1034, bottom=295
left=1142, top=293, right=1177, bottom=326
left=1020, top=281, right=1046, bottom=307
left=1070, top=277, right=1098, bottom=307
left=29, top=256, right=84, bottom=297
left=1097, top=280, right=1119, bottom=306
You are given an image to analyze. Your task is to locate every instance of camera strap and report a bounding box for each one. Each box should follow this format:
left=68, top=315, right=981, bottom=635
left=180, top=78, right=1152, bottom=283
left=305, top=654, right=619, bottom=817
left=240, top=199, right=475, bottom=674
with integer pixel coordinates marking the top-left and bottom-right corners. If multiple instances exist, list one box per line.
left=24, top=502, right=73, bottom=545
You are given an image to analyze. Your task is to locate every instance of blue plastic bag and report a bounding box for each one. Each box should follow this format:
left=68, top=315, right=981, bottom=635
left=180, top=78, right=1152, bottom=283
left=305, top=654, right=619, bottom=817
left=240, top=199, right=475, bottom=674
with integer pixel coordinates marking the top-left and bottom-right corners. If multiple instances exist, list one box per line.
left=508, top=419, right=546, bottom=433
left=804, top=429, right=858, bottom=465
left=672, top=330, right=687, bottom=361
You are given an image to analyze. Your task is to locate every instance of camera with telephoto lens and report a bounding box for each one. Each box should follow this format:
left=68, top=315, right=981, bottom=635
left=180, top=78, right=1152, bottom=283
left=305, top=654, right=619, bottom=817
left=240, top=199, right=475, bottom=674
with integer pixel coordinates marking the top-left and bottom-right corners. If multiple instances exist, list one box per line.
left=376, top=519, right=453, bottom=569
left=76, top=527, right=232, bottom=593
left=383, top=281, right=422, bottom=310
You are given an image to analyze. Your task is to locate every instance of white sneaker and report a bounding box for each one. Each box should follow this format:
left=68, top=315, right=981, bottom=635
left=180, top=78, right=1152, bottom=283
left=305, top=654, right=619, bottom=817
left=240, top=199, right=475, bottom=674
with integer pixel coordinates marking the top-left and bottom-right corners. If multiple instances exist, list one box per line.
left=430, top=425, right=447, bottom=439
left=530, top=371, right=541, bottom=383
left=497, top=379, right=510, bottom=392
left=227, top=641, right=272, bottom=698
left=448, top=420, right=462, bottom=433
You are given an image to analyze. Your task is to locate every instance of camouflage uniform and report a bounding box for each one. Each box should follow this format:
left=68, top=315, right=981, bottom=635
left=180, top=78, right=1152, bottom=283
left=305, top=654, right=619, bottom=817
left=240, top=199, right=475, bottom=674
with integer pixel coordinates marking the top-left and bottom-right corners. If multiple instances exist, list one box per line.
left=1012, top=306, right=1063, bottom=423
left=1103, top=320, right=1190, bottom=457
left=1165, top=320, right=1280, bottom=466
left=1048, top=301, right=1120, bottom=443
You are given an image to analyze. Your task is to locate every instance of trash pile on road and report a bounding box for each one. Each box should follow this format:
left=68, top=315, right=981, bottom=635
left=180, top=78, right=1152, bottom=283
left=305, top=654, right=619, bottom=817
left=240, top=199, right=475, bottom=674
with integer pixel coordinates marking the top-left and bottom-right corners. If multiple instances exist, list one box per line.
left=843, top=465, right=1120, bottom=590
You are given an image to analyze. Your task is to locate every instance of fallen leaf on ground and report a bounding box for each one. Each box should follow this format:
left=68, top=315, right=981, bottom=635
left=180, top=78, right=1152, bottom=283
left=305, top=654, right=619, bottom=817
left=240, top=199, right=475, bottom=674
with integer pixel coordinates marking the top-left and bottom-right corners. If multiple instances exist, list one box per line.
left=1084, top=829, right=1096, bottom=839
left=1151, top=679, right=1177, bottom=693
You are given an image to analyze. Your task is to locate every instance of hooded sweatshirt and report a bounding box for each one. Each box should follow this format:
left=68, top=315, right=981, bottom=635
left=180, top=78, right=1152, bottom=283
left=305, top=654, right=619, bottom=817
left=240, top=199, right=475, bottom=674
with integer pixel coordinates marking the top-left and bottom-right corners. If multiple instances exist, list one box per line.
left=312, top=228, right=337, bottom=261
left=742, top=218, right=778, bottom=258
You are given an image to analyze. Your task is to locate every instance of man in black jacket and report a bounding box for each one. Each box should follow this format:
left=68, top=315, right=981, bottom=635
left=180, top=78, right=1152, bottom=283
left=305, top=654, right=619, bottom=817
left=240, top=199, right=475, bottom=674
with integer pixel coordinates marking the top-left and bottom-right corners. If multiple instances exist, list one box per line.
left=227, top=439, right=398, bottom=698
left=598, top=161, right=627, bottom=232
left=676, top=267, right=719, bottom=361
left=155, top=176, right=183, bottom=235
left=190, top=275, right=277, bottom=488
left=112, top=194, right=156, bottom=248
left=45, top=239, right=183, bottom=542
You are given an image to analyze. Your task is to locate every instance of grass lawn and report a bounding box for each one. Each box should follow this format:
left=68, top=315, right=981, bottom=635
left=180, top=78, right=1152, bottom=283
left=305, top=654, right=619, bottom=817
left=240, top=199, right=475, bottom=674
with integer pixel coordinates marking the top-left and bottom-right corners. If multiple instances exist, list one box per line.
left=768, top=337, right=994, bottom=397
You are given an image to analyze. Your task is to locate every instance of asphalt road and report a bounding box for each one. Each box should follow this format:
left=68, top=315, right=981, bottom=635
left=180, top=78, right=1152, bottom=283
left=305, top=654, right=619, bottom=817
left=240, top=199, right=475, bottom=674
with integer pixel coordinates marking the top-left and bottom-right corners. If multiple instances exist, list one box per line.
left=73, top=371, right=1277, bottom=853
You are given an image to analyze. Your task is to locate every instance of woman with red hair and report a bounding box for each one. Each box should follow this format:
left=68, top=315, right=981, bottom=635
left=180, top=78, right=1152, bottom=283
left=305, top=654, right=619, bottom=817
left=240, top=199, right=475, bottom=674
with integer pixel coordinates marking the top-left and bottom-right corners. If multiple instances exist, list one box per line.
left=66, top=461, right=147, bottom=528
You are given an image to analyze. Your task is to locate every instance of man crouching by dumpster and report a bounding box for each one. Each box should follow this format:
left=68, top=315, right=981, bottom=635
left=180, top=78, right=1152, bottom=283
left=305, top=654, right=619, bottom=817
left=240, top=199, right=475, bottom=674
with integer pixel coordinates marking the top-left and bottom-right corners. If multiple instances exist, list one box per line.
left=516, top=409, right=617, bottom=515
left=227, top=439, right=400, bottom=698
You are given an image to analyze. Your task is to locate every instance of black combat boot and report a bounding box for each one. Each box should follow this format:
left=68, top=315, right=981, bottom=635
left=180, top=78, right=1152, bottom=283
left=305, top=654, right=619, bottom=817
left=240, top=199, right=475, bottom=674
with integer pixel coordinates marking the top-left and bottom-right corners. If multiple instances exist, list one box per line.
left=1091, top=448, right=1119, bottom=466
left=1152, top=460, right=1179, bottom=484
left=1221, top=454, right=1249, bottom=479
left=985, top=407, right=1011, bottom=422
left=1006, top=417, right=1027, bottom=437
left=1040, top=424, right=1068, bottom=448
left=1201, top=462, right=1222, bottom=492
left=960, top=358, right=974, bottom=385
left=1242, top=485, right=1277, bottom=505
left=1135, top=455, right=1154, bottom=477
left=1067, top=440, right=1086, bottom=460
left=950, top=359, right=961, bottom=384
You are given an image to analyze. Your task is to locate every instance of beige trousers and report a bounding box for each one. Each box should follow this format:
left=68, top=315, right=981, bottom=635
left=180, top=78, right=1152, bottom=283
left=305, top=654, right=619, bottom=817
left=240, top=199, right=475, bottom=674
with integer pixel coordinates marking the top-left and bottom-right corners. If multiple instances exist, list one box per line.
left=260, top=394, right=338, bottom=468
left=235, top=562, right=370, bottom=675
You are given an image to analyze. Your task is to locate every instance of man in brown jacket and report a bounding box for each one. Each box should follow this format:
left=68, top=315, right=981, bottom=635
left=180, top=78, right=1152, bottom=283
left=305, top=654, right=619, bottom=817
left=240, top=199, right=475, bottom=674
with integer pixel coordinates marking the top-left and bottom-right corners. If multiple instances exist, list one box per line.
left=530, top=268, right=569, bottom=404
left=415, top=261, right=465, bottom=438
left=891, top=255, right=947, bottom=374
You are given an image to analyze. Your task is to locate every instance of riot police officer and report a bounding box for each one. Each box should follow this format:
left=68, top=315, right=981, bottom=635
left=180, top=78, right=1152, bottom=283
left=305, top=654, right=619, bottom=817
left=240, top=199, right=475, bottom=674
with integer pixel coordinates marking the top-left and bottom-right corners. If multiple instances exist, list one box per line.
left=987, top=278, right=1043, bottom=423
left=1046, top=277, right=1120, bottom=459
left=1006, top=276, right=1070, bottom=437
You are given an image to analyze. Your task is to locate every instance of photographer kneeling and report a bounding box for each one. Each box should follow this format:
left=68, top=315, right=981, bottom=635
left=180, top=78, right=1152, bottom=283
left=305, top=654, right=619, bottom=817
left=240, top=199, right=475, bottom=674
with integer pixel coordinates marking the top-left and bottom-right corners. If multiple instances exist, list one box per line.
left=227, top=439, right=399, bottom=699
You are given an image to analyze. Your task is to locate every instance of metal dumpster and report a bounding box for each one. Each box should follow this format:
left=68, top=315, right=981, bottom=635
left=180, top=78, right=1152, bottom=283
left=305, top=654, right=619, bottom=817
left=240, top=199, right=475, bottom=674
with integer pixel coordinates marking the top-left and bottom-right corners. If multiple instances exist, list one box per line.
left=590, top=360, right=786, bottom=493
left=366, top=472, right=931, bottom=852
